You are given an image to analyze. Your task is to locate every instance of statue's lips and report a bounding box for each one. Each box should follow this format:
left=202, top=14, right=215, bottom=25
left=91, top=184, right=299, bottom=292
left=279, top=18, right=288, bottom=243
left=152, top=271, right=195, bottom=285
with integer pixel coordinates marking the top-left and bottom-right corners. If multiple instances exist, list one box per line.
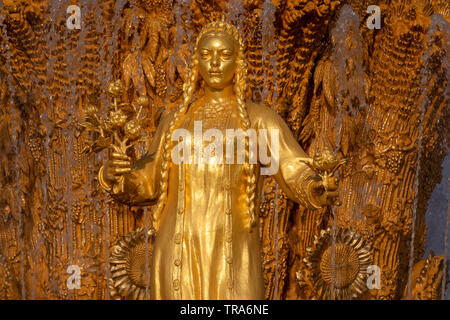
left=208, top=71, right=222, bottom=77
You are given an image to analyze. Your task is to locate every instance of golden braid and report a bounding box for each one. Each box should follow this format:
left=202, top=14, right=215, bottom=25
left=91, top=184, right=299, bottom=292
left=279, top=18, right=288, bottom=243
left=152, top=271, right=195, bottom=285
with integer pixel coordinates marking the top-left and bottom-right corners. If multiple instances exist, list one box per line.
left=152, top=20, right=257, bottom=232
left=152, top=56, right=198, bottom=230
left=234, top=36, right=256, bottom=232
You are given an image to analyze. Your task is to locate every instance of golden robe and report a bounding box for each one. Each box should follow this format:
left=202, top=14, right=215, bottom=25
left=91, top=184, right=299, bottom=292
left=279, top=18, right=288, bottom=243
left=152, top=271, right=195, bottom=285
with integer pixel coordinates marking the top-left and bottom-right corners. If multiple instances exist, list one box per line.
left=112, top=102, right=319, bottom=299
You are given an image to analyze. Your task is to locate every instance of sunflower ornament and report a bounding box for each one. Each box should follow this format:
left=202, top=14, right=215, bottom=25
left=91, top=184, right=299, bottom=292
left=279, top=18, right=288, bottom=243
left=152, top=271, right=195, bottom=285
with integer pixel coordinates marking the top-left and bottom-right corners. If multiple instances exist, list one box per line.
left=109, top=227, right=155, bottom=300
left=297, top=227, right=373, bottom=300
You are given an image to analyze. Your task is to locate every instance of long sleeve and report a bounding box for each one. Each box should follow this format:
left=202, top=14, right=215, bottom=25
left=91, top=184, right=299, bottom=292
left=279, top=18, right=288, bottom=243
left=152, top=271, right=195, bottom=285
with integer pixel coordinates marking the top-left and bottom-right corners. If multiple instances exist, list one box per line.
left=248, top=103, right=323, bottom=210
left=100, top=111, right=174, bottom=206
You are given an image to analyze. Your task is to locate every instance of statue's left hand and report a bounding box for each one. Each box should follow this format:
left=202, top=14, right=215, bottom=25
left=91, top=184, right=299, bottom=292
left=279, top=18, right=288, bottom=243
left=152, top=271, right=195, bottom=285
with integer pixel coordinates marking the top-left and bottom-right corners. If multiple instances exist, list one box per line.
left=309, top=176, right=340, bottom=207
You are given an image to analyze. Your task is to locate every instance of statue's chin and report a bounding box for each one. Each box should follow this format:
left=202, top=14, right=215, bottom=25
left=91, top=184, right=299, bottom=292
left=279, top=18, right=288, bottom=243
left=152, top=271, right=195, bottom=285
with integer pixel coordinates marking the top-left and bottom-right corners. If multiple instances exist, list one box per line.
left=205, top=81, right=227, bottom=89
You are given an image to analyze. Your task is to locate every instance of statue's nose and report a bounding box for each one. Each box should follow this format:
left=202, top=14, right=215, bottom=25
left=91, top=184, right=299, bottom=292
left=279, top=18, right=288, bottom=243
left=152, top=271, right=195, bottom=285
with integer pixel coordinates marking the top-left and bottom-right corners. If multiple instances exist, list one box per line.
left=210, top=52, right=220, bottom=68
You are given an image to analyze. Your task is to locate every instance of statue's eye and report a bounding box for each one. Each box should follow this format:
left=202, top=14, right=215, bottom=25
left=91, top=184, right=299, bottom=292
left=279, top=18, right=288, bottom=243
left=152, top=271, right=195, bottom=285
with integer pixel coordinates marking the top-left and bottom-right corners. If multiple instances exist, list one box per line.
left=221, top=50, right=232, bottom=59
left=200, top=50, right=210, bottom=59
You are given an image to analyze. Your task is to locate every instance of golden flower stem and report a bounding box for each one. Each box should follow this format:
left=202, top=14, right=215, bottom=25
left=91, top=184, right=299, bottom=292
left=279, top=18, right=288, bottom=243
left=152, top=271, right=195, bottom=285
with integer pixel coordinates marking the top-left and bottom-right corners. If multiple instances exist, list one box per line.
left=125, top=142, right=137, bottom=151
left=136, top=106, right=142, bottom=119
left=110, top=144, right=121, bottom=154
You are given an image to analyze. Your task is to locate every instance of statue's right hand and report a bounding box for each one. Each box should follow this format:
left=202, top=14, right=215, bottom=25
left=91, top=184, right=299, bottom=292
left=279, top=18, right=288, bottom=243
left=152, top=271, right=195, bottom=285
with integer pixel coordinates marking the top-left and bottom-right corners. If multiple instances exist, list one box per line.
left=103, top=152, right=132, bottom=184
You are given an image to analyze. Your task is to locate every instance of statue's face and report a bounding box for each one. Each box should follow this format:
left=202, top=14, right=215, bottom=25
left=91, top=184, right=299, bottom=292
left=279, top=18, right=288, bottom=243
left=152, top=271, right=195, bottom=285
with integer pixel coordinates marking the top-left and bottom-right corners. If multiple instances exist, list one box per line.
left=197, top=33, right=237, bottom=89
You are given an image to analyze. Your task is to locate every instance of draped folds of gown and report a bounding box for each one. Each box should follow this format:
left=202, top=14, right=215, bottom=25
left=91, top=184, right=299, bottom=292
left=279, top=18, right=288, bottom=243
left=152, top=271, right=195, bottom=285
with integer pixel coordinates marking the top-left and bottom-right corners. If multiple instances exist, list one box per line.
left=112, top=101, right=319, bottom=299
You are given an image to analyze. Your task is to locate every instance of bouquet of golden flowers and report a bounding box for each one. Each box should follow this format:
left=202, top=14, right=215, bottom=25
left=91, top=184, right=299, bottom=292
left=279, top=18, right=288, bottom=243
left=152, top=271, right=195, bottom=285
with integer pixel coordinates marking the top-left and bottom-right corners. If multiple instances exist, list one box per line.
left=81, top=79, right=150, bottom=192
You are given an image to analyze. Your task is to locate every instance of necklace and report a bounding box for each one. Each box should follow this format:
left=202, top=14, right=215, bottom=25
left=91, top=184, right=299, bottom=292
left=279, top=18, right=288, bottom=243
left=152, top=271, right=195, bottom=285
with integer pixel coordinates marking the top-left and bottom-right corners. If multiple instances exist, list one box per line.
left=192, top=100, right=234, bottom=129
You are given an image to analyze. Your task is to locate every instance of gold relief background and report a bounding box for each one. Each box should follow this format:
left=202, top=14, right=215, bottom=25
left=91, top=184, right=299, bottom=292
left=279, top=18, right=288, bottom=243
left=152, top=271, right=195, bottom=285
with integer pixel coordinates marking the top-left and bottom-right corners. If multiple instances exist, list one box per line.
left=0, top=0, right=449, bottom=299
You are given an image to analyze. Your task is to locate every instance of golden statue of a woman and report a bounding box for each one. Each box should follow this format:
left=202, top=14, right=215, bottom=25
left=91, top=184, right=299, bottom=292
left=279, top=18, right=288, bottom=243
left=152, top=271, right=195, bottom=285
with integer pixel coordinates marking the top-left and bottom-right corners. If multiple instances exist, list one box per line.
left=98, top=20, right=339, bottom=300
